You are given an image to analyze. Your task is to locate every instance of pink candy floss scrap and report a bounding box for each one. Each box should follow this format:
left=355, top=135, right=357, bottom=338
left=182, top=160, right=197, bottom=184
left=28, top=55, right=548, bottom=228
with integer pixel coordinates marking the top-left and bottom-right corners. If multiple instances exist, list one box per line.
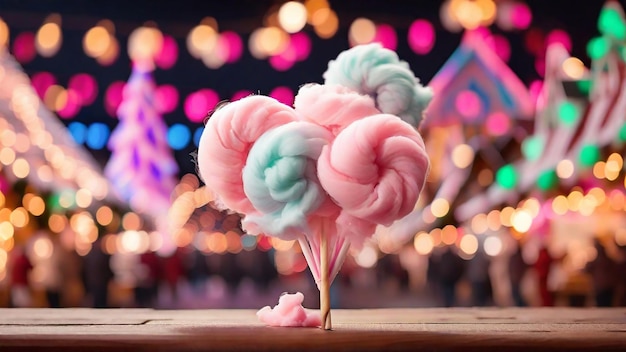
left=257, top=292, right=321, bottom=328
left=197, top=95, right=297, bottom=215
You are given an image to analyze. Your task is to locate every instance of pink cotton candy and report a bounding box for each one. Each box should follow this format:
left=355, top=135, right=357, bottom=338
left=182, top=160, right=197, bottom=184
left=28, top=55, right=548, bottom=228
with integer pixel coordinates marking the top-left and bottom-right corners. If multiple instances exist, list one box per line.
left=294, top=84, right=381, bottom=135
left=257, top=292, right=321, bottom=327
left=197, top=95, right=297, bottom=215
left=317, top=114, right=430, bottom=230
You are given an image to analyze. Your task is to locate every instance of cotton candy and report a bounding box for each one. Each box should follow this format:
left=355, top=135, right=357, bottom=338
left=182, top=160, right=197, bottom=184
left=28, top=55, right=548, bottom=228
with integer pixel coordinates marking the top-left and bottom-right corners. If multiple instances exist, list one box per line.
left=294, top=83, right=380, bottom=135
left=323, top=43, right=433, bottom=127
left=197, top=95, right=297, bottom=215
left=242, top=121, right=337, bottom=240
left=317, top=114, right=430, bottom=231
left=257, top=292, right=321, bottom=327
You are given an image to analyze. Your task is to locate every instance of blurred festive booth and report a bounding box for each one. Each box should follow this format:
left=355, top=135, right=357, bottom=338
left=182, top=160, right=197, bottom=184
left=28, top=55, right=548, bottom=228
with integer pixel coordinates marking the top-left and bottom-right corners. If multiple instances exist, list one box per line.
left=0, top=0, right=624, bottom=309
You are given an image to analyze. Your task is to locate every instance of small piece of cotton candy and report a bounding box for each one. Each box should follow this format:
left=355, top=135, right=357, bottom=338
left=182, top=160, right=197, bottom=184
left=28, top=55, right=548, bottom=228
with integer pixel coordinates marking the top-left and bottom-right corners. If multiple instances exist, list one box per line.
left=256, top=292, right=321, bottom=327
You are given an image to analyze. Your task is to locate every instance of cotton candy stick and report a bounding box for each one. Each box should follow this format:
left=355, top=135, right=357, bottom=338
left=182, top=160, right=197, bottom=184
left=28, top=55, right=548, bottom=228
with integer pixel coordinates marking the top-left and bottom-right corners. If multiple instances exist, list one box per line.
left=320, top=223, right=331, bottom=330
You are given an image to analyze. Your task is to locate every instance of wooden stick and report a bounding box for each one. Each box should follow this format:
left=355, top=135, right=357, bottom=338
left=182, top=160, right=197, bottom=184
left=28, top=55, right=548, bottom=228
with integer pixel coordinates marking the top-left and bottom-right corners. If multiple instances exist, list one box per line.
left=320, top=225, right=331, bottom=330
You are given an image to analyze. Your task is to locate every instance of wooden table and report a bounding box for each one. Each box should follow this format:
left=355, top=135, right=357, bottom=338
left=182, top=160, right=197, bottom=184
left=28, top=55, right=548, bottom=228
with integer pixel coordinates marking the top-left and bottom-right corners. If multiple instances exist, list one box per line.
left=0, top=308, right=625, bottom=351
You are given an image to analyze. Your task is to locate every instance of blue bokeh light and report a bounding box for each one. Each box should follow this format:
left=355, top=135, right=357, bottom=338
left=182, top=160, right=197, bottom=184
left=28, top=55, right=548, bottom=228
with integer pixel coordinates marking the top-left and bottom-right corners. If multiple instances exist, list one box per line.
left=68, top=121, right=87, bottom=145
left=167, top=123, right=191, bottom=150
left=86, top=122, right=110, bottom=150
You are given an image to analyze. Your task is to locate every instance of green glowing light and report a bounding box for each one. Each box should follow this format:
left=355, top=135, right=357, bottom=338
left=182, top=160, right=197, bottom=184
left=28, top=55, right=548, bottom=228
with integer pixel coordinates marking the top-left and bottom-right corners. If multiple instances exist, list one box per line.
left=618, top=123, right=626, bottom=142
left=496, top=164, right=518, bottom=190
left=522, top=136, right=544, bottom=161
left=558, top=101, right=579, bottom=126
left=579, top=144, right=600, bottom=167
left=599, top=7, right=626, bottom=40
left=587, top=37, right=610, bottom=60
left=537, top=169, right=557, bottom=191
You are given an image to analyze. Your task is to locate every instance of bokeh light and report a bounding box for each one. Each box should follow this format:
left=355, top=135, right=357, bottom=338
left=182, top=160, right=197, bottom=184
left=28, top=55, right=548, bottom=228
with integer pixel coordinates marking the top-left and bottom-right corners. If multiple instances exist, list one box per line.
left=496, top=164, right=518, bottom=189
left=155, top=34, right=178, bottom=69
left=313, top=8, right=338, bottom=39
left=85, top=122, right=110, bottom=150
left=35, top=15, right=62, bottom=58
left=104, top=81, right=126, bottom=117
left=455, top=90, right=483, bottom=121
left=167, top=124, right=191, bottom=150
left=269, top=86, right=294, bottom=106
left=349, top=18, right=376, bottom=46
left=408, top=19, right=435, bottom=55
left=220, top=31, right=244, bottom=63
left=485, top=112, right=510, bottom=136
left=290, top=32, right=312, bottom=61
left=31, top=72, right=57, bottom=99
left=84, top=26, right=111, bottom=58
left=413, top=232, right=434, bottom=255
left=128, top=26, right=163, bottom=64
left=68, top=73, right=98, bottom=106
left=187, top=23, right=218, bottom=59
left=0, top=17, right=8, bottom=48
left=68, top=121, right=87, bottom=144
left=562, top=57, right=586, bottom=80
left=556, top=159, right=574, bottom=179
left=184, top=89, right=219, bottom=122
left=278, top=1, right=308, bottom=33
left=155, top=84, right=179, bottom=114
left=13, top=32, right=37, bottom=64
left=459, top=234, right=478, bottom=256
left=373, top=24, right=397, bottom=51
left=451, top=144, right=474, bottom=169
left=511, top=2, right=532, bottom=29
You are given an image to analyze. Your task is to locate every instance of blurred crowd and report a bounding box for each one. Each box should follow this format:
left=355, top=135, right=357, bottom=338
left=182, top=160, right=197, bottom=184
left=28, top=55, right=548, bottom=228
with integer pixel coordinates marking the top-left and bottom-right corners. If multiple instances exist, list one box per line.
left=2, top=230, right=625, bottom=309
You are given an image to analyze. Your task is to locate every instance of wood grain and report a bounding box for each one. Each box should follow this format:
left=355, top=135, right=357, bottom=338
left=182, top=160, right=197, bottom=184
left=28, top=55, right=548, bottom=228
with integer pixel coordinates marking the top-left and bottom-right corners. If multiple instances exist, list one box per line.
left=0, top=308, right=624, bottom=351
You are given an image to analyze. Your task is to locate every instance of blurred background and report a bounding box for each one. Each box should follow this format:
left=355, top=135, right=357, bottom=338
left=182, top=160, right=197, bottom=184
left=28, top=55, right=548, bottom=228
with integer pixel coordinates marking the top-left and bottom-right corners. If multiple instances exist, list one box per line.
left=0, top=0, right=625, bottom=310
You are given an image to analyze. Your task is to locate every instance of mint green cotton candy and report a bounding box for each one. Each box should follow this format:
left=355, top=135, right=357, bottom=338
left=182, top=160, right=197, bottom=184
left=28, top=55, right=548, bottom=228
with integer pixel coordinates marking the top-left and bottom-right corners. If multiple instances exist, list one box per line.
left=242, top=121, right=334, bottom=239
left=323, top=43, right=433, bottom=127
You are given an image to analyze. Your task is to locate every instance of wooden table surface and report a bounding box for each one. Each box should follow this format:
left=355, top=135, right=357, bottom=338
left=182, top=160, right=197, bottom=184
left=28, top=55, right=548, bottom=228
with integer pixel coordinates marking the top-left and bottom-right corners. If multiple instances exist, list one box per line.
left=0, top=308, right=625, bottom=351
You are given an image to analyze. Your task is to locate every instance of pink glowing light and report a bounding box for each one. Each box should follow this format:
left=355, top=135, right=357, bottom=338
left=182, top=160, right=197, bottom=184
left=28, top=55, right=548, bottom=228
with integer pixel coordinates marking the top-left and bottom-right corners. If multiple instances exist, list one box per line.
left=492, top=35, right=511, bottom=63
left=104, top=81, right=126, bottom=117
left=155, top=35, right=179, bottom=70
left=220, top=31, right=243, bottom=63
left=485, top=112, right=511, bottom=136
left=290, top=32, right=312, bottom=61
left=57, top=89, right=82, bottom=119
left=373, top=23, right=397, bottom=51
left=529, top=80, right=545, bottom=110
left=511, top=3, right=532, bottom=30
left=269, top=48, right=296, bottom=72
left=455, top=90, right=482, bottom=121
left=31, top=72, right=56, bottom=99
left=408, top=19, right=435, bottom=55
left=184, top=89, right=219, bottom=122
left=545, top=29, right=572, bottom=53
left=68, top=73, right=98, bottom=106
left=231, top=90, right=253, bottom=101
left=535, top=57, right=546, bottom=77
left=155, top=84, right=179, bottom=114
left=269, top=86, right=294, bottom=106
left=13, top=32, right=36, bottom=64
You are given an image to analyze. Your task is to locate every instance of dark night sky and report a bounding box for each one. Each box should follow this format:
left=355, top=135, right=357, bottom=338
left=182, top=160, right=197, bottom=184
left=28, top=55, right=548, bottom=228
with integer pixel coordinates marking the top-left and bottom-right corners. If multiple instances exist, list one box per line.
left=0, top=0, right=614, bottom=175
